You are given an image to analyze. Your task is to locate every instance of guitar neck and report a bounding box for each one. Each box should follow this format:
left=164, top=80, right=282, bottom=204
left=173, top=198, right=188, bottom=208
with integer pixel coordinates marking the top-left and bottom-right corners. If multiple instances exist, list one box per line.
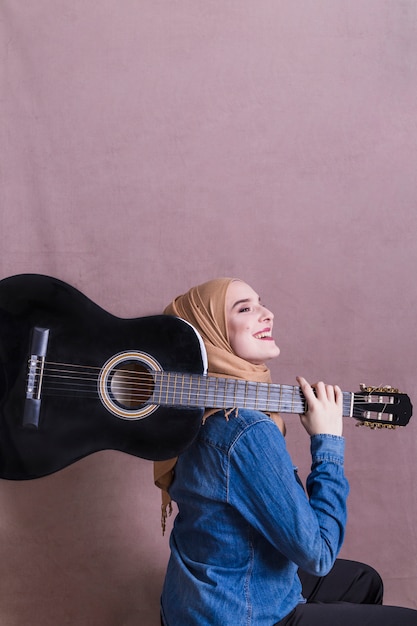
left=151, top=373, right=354, bottom=416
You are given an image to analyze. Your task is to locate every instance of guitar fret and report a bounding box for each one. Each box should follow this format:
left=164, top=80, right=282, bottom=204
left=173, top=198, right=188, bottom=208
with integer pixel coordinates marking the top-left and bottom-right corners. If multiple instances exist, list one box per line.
left=203, top=375, right=213, bottom=407
left=218, top=378, right=226, bottom=407
left=173, top=373, right=178, bottom=405
left=225, top=379, right=234, bottom=408
left=227, top=379, right=234, bottom=407
left=198, top=375, right=202, bottom=407
left=258, top=383, right=264, bottom=410
left=219, top=378, right=229, bottom=408
left=232, top=379, right=238, bottom=407
left=178, top=373, right=184, bottom=406
left=244, top=381, right=249, bottom=409
left=187, top=374, right=192, bottom=406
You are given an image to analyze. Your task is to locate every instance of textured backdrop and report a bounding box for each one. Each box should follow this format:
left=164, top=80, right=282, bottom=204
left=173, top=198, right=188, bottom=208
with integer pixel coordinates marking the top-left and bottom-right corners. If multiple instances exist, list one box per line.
left=1, top=2, right=416, bottom=623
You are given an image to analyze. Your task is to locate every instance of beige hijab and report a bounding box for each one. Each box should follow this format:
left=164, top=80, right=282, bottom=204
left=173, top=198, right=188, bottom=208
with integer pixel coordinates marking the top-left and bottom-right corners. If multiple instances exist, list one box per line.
left=153, top=277, right=284, bottom=532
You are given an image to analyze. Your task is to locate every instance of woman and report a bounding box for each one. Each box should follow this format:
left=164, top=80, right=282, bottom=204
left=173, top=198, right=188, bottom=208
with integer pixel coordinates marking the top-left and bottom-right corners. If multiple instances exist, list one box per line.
left=155, top=277, right=417, bottom=625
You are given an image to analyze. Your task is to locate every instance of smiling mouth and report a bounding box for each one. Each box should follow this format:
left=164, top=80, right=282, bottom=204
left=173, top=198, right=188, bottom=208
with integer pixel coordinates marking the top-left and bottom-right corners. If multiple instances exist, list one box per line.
left=253, top=330, right=273, bottom=340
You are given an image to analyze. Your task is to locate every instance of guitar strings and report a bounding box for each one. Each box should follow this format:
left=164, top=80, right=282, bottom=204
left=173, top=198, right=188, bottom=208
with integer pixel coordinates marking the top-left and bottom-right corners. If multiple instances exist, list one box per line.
left=26, top=361, right=396, bottom=419
left=33, top=361, right=392, bottom=403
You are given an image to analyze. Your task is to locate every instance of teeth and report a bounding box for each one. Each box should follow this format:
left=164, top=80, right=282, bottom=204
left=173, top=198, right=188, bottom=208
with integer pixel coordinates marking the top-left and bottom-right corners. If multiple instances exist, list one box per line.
left=255, top=332, right=271, bottom=339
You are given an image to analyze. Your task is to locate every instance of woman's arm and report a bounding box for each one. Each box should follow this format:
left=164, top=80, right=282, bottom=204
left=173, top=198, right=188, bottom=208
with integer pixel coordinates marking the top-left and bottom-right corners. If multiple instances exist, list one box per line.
left=228, top=408, right=348, bottom=576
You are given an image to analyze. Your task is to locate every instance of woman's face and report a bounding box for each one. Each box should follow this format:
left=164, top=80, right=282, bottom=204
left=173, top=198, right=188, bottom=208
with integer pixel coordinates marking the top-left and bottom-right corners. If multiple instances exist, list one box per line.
left=225, top=280, right=280, bottom=365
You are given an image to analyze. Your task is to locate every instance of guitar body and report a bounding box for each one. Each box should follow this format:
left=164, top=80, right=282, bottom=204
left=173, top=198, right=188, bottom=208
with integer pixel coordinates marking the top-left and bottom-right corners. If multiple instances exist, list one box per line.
left=0, top=274, right=206, bottom=479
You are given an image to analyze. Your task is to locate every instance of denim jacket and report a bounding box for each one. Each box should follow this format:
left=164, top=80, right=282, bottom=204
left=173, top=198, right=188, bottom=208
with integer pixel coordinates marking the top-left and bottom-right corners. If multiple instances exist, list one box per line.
left=161, top=409, right=349, bottom=625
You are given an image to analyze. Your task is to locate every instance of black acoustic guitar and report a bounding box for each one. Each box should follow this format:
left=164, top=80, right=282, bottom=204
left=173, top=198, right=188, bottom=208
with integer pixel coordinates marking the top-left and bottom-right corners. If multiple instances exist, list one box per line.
left=0, top=274, right=412, bottom=480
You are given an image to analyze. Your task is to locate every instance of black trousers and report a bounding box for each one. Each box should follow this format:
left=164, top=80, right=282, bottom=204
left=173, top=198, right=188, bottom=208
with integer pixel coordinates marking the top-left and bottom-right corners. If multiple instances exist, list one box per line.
left=275, top=559, right=417, bottom=626
left=161, top=559, right=417, bottom=625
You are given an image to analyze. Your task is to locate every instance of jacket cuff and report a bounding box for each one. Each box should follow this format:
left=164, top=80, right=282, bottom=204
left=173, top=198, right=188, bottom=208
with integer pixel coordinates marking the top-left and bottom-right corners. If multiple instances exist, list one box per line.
left=310, top=434, right=345, bottom=465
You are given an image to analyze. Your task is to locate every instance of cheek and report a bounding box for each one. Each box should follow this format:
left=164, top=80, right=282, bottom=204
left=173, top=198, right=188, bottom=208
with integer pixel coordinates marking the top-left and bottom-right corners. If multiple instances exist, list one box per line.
left=227, top=322, right=242, bottom=353
left=228, top=324, right=252, bottom=356
left=227, top=329, right=238, bottom=353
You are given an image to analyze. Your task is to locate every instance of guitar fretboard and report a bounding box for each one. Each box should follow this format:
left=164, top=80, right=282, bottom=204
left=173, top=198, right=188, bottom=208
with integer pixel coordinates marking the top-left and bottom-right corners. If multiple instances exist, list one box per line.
left=150, top=373, right=354, bottom=416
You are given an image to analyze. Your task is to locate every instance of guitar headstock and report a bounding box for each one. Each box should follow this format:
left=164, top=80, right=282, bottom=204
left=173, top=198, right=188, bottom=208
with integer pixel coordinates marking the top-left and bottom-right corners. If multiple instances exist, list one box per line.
left=353, top=384, right=412, bottom=429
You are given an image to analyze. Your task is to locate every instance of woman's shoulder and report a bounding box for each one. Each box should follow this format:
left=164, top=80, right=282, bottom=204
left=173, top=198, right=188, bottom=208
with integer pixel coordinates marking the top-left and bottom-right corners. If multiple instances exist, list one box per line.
left=205, top=407, right=273, bottom=427
left=199, top=408, right=284, bottom=451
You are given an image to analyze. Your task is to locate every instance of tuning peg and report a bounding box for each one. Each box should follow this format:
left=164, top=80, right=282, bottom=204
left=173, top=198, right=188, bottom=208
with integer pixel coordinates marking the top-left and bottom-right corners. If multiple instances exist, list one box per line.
left=359, top=383, right=399, bottom=393
left=356, top=421, right=398, bottom=430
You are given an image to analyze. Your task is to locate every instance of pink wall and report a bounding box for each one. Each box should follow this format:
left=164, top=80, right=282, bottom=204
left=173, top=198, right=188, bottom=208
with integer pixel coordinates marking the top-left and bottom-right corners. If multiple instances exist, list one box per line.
left=1, top=1, right=416, bottom=622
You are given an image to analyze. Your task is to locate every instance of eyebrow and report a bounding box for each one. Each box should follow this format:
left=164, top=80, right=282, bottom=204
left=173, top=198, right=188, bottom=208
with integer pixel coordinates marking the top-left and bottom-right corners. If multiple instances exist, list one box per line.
left=231, top=296, right=260, bottom=310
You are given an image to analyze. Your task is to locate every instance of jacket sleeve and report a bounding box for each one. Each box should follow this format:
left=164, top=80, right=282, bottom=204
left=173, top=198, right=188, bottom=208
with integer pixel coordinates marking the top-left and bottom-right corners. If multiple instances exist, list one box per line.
left=227, top=415, right=349, bottom=576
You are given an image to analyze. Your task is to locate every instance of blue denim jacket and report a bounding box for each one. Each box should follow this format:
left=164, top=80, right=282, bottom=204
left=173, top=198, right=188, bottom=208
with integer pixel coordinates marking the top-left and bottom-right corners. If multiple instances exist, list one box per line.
left=161, top=409, right=349, bottom=625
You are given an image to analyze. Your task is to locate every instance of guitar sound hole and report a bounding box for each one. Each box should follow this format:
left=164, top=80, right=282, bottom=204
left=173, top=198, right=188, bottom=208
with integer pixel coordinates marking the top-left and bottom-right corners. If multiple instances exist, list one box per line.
left=109, top=361, right=154, bottom=410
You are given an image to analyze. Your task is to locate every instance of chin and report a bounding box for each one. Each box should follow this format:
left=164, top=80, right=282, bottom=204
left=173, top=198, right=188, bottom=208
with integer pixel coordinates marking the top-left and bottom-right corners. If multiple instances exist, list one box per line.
left=267, top=342, right=280, bottom=356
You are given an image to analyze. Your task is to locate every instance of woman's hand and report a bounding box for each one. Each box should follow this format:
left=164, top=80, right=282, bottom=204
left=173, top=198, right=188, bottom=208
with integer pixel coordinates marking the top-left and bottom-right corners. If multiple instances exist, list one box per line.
left=296, top=376, right=343, bottom=437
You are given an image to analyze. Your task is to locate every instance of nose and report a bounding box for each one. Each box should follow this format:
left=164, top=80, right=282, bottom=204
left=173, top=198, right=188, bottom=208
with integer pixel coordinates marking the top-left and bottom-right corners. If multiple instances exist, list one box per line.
left=259, top=305, right=274, bottom=321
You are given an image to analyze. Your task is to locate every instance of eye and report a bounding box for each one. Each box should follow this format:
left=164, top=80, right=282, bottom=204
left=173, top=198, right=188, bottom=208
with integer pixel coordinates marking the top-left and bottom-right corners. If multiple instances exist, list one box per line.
left=239, top=306, right=250, bottom=313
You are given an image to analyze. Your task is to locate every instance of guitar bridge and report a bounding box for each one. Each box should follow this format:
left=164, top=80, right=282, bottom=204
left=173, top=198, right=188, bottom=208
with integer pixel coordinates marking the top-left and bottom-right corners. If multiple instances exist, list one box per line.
left=23, top=326, right=50, bottom=429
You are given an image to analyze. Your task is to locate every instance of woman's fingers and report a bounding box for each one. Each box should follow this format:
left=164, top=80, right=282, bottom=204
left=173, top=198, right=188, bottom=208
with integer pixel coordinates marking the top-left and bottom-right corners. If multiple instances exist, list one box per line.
left=296, top=376, right=343, bottom=437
